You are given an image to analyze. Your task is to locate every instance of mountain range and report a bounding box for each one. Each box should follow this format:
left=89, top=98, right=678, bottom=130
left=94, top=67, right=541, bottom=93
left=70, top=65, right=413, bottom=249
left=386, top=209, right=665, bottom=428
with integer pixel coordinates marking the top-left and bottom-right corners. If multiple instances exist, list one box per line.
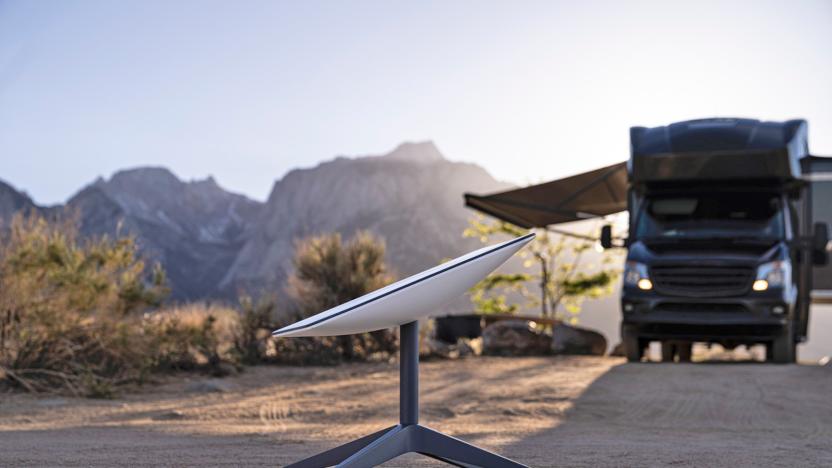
left=0, top=142, right=510, bottom=303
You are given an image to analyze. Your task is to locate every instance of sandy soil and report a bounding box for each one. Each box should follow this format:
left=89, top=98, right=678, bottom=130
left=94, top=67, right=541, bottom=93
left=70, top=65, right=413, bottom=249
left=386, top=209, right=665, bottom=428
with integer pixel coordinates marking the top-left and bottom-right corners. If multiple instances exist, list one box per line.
left=1, top=356, right=831, bottom=467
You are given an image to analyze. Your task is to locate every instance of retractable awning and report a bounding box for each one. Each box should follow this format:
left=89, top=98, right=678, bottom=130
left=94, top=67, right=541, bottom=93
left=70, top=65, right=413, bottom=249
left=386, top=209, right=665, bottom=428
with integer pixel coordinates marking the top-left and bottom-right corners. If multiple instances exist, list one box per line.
left=464, top=162, right=628, bottom=228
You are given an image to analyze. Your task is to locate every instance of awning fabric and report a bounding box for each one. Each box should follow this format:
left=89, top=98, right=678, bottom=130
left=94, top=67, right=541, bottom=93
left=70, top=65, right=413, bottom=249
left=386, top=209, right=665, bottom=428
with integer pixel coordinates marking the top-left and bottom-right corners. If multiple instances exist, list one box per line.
left=464, top=162, right=628, bottom=228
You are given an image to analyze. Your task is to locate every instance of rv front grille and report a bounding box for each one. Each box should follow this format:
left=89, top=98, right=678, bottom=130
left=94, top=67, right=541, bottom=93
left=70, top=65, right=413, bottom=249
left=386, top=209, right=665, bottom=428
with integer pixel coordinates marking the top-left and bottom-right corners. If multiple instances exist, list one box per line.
left=654, top=303, right=749, bottom=314
left=650, top=264, right=754, bottom=298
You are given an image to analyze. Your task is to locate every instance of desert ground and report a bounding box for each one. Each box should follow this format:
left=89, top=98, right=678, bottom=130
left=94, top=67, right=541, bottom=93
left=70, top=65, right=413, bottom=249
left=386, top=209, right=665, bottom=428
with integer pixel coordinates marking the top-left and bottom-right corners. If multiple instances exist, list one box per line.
left=1, top=356, right=831, bottom=467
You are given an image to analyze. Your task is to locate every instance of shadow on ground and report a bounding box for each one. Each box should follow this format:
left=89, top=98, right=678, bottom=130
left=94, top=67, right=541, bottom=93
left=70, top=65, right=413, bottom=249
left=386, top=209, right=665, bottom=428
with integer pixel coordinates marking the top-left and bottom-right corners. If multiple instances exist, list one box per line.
left=504, top=362, right=832, bottom=467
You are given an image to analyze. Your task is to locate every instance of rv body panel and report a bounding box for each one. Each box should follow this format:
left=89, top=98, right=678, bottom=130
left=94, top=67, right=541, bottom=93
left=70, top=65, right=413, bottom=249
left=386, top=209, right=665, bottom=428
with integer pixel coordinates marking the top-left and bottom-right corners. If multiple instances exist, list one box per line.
left=804, top=156, right=832, bottom=302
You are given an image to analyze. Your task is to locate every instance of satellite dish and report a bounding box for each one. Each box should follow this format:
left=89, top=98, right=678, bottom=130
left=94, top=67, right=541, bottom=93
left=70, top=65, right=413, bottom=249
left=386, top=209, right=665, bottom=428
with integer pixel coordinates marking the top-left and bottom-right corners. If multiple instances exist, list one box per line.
left=276, top=233, right=535, bottom=468
left=274, top=232, right=535, bottom=338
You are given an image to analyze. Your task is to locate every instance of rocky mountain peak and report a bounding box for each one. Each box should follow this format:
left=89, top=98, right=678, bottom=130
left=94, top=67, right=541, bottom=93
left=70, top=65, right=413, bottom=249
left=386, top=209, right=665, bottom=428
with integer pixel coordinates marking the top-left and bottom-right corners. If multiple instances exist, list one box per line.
left=104, top=167, right=182, bottom=191
left=0, top=179, right=37, bottom=221
left=384, top=141, right=444, bottom=163
left=222, top=142, right=510, bottom=311
left=67, top=167, right=266, bottom=299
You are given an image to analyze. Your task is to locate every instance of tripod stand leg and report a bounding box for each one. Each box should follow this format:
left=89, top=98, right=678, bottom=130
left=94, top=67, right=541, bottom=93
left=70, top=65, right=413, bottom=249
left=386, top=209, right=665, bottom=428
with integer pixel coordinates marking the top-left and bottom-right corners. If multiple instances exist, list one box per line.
left=416, top=451, right=476, bottom=468
left=413, top=425, right=529, bottom=468
left=337, top=424, right=412, bottom=467
left=286, top=425, right=398, bottom=468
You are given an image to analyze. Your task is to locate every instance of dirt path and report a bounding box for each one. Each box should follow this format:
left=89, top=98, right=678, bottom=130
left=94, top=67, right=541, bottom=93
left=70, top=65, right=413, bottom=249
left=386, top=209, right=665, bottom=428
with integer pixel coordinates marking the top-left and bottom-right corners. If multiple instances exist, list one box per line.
left=1, top=357, right=831, bottom=467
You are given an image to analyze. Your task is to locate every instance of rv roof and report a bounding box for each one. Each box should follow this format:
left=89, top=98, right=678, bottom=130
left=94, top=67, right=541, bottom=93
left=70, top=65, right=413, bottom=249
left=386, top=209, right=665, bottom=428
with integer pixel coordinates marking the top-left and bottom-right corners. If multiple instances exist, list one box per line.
left=629, top=118, right=809, bottom=184
left=631, top=118, right=808, bottom=157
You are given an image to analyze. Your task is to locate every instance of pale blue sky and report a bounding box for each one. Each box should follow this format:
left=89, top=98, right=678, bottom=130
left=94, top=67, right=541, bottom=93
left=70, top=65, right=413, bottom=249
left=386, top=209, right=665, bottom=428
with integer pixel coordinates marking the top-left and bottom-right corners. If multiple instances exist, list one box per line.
left=1, top=0, right=831, bottom=204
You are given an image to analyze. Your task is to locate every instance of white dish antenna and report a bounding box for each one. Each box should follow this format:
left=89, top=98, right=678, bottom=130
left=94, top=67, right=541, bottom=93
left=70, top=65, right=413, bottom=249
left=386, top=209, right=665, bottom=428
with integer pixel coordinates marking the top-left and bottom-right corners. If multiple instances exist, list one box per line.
left=274, top=233, right=535, bottom=338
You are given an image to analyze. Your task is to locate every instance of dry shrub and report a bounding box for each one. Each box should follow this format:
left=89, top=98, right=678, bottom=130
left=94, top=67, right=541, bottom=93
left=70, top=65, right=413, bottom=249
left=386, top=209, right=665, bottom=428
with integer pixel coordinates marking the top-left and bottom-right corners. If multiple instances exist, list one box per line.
left=145, top=303, right=239, bottom=373
left=272, top=334, right=344, bottom=366
left=233, top=294, right=277, bottom=365
left=0, top=213, right=250, bottom=395
left=0, top=216, right=411, bottom=395
left=229, top=293, right=345, bottom=366
left=282, top=231, right=398, bottom=362
left=0, top=213, right=169, bottom=397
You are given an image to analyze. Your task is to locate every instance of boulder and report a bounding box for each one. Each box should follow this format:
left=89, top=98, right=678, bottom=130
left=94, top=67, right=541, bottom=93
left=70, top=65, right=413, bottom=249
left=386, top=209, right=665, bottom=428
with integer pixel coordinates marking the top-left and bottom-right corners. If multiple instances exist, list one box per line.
left=552, top=323, right=607, bottom=356
left=482, top=320, right=551, bottom=356
left=421, top=337, right=483, bottom=360
left=422, top=337, right=455, bottom=359
left=458, top=337, right=483, bottom=357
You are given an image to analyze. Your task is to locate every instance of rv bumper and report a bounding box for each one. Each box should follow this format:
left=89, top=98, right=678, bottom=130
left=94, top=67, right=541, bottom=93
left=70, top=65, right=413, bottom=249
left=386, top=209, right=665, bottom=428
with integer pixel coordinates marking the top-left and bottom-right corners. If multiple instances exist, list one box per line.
left=621, top=296, right=791, bottom=341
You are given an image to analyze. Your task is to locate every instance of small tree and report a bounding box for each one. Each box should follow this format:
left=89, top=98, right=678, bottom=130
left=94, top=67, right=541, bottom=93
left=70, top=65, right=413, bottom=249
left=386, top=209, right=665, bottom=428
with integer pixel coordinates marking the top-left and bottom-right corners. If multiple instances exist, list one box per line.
left=286, top=231, right=396, bottom=360
left=463, top=215, right=620, bottom=323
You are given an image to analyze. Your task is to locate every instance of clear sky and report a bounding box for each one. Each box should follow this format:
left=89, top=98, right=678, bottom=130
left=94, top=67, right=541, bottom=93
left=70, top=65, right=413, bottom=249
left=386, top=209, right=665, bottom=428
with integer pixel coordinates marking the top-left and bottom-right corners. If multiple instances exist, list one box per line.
left=1, top=0, right=831, bottom=204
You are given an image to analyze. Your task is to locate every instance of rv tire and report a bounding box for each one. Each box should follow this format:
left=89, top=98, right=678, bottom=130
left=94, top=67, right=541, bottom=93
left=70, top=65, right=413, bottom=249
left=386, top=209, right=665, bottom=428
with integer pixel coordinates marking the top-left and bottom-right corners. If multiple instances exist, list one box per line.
left=771, top=324, right=796, bottom=364
left=622, top=329, right=644, bottom=362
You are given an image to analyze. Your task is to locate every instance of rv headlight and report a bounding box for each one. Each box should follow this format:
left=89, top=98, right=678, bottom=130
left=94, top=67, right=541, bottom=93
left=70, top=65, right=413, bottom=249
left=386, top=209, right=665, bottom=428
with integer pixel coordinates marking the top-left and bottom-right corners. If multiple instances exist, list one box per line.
left=754, top=260, right=791, bottom=291
left=624, top=261, right=652, bottom=290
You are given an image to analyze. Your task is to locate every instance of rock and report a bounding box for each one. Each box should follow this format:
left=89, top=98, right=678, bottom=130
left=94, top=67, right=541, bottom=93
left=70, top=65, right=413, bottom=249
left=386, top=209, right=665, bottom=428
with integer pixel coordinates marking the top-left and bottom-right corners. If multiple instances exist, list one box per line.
left=457, top=337, right=482, bottom=357
left=482, top=320, right=551, bottom=356
left=552, top=323, right=607, bottom=356
left=422, top=336, right=483, bottom=360
left=422, top=337, right=456, bottom=359
left=609, top=342, right=625, bottom=357
left=184, top=379, right=236, bottom=393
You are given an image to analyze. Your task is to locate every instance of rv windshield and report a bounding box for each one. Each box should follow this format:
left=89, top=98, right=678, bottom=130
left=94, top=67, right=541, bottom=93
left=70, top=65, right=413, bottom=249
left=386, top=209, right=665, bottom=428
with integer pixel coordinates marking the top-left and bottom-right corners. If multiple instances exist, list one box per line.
left=635, top=193, right=785, bottom=241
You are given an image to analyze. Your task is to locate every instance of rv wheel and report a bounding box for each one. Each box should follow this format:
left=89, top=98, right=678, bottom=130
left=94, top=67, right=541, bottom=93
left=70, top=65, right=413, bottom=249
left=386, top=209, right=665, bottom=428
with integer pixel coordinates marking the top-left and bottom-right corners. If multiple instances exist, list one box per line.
left=771, top=324, right=796, bottom=364
left=677, top=342, right=693, bottom=362
left=660, top=341, right=693, bottom=362
left=661, top=342, right=675, bottom=362
left=622, top=329, right=644, bottom=362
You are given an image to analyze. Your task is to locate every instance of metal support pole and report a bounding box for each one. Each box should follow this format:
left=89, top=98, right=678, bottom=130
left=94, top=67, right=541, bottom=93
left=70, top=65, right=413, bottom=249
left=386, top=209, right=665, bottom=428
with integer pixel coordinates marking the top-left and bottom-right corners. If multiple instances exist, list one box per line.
left=287, top=319, right=528, bottom=467
left=399, top=320, right=419, bottom=426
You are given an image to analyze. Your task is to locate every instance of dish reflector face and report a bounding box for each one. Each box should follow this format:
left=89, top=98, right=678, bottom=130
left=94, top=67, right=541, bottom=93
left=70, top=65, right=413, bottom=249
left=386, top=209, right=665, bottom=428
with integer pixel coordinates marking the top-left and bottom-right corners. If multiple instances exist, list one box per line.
left=273, top=233, right=534, bottom=338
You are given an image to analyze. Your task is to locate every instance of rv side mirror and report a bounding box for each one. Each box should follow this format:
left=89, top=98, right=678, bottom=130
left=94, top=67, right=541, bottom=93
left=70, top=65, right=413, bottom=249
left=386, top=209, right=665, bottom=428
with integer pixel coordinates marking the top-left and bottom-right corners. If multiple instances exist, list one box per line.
left=813, top=222, right=829, bottom=266
left=600, top=224, right=613, bottom=250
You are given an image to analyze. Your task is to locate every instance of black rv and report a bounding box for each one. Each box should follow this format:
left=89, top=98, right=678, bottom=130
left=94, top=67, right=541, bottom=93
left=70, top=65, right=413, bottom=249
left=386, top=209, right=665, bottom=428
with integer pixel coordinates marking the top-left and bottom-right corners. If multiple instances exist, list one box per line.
left=465, top=118, right=832, bottom=363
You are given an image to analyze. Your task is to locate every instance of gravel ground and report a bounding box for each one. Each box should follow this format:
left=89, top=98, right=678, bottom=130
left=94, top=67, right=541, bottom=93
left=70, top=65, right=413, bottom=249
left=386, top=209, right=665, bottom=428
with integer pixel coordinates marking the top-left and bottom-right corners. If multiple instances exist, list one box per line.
left=1, top=356, right=830, bottom=467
